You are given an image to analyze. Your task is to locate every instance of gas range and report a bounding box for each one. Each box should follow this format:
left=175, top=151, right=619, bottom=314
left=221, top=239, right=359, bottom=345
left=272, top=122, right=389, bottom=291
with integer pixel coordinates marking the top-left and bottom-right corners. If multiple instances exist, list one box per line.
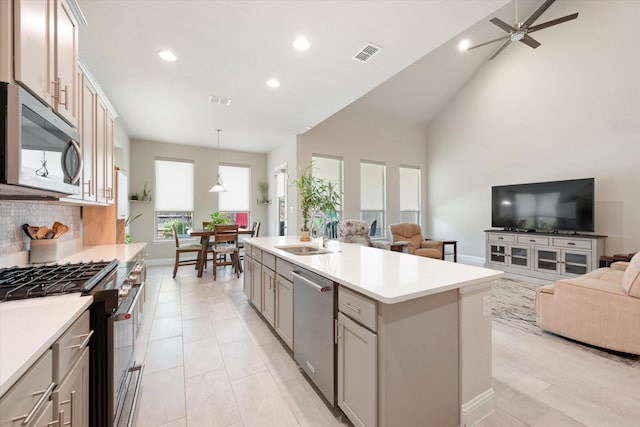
left=0, top=260, right=119, bottom=302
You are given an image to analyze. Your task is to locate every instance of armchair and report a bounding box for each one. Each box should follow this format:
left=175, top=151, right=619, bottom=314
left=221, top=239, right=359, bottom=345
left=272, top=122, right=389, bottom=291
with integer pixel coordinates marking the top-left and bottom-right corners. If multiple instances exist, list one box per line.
left=337, top=219, right=389, bottom=250
left=388, top=223, right=443, bottom=260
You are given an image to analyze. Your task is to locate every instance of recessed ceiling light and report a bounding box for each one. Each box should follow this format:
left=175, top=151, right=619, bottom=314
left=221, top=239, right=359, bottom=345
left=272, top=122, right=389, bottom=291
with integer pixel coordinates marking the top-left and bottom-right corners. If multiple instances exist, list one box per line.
left=293, top=37, right=310, bottom=51
left=266, top=79, right=280, bottom=88
left=458, top=39, right=470, bottom=51
left=157, top=49, right=177, bottom=62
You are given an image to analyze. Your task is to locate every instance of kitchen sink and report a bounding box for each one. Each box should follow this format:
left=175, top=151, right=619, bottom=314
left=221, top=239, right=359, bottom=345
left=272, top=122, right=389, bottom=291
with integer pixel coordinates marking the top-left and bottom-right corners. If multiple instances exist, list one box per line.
left=275, top=245, right=332, bottom=256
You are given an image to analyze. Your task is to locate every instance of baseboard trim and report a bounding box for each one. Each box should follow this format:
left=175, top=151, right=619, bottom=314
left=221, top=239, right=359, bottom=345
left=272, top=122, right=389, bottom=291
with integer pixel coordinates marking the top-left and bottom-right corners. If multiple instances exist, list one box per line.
left=458, top=254, right=485, bottom=267
left=460, top=388, right=496, bottom=427
left=145, top=258, right=174, bottom=267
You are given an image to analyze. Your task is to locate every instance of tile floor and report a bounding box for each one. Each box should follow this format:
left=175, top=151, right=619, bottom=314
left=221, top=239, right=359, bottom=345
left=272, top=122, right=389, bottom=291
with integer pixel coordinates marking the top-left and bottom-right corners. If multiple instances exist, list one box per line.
left=134, top=265, right=640, bottom=427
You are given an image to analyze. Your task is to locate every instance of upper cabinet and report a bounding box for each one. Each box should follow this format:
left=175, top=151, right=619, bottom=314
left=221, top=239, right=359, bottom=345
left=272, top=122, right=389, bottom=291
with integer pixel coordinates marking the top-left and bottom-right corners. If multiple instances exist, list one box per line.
left=14, top=0, right=78, bottom=127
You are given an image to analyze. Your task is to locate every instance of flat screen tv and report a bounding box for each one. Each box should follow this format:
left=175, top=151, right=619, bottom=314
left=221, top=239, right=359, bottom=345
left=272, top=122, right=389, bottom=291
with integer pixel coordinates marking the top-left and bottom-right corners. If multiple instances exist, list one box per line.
left=491, top=178, right=594, bottom=232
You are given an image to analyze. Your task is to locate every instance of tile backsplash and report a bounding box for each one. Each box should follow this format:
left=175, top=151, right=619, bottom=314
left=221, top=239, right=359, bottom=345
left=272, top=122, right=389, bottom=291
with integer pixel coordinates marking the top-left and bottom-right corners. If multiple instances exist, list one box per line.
left=0, top=201, right=81, bottom=256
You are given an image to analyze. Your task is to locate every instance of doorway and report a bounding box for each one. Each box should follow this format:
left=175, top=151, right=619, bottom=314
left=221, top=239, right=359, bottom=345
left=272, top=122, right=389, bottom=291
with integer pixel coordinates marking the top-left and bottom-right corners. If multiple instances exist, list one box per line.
left=275, top=165, right=287, bottom=236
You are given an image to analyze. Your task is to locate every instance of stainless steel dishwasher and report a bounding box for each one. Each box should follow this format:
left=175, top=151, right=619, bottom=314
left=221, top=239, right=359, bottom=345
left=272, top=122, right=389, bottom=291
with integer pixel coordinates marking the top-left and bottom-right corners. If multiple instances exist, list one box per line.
left=292, top=267, right=336, bottom=406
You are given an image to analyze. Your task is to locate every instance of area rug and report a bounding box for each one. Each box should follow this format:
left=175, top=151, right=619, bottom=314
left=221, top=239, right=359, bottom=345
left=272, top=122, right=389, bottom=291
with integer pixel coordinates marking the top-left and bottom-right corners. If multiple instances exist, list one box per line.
left=491, top=276, right=640, bottom=367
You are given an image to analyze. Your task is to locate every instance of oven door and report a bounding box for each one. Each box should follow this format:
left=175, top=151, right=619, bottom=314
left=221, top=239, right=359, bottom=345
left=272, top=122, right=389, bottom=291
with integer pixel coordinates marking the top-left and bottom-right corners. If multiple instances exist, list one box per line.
left=1, top=83, right=82, bottom=197
left=112, top=286, right=143, bottom=427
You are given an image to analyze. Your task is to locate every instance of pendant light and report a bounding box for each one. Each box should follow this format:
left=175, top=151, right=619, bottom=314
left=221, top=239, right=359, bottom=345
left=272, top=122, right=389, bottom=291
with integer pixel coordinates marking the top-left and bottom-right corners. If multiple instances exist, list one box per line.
left=209, top=129, right=227, bottom=192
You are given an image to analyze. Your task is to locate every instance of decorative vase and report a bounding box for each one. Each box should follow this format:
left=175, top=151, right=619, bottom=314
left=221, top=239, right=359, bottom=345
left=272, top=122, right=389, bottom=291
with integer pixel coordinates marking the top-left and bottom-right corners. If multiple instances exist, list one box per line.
left=299, top=230, right=311, bottom=242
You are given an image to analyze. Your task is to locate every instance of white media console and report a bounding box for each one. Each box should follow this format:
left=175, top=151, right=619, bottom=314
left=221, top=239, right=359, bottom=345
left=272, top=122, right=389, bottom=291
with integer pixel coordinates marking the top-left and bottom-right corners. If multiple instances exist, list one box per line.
left=485, top=230, right=607, bottom=280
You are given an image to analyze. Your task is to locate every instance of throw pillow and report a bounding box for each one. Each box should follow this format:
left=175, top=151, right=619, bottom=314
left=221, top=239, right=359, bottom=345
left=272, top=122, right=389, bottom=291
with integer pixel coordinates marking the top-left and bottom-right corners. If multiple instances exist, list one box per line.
left=622, top=252, right=640, bottom=298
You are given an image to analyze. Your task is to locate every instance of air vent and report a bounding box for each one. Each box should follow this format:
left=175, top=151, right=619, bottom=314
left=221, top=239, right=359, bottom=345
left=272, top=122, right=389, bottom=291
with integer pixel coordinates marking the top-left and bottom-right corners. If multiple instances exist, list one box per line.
left=209, top=95, right=232, bottom=106
left=352, top=43, right=382, bottom=63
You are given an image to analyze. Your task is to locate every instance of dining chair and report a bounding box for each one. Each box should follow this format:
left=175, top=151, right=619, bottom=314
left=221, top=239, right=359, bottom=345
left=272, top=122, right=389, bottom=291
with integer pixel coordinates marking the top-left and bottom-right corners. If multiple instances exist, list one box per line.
left=211, top=224, right=240, bottom=280
left=171, top=224, right=202, bottom=278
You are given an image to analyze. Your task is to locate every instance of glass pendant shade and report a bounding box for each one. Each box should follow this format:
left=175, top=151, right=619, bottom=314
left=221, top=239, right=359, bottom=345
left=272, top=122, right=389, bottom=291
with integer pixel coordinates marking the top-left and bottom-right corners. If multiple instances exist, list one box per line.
left=209, top=129, right=227, bottom=192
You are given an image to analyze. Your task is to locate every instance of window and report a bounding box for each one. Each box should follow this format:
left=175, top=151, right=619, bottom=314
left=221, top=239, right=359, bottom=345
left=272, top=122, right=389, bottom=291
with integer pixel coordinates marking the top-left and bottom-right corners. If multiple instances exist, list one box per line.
left=312, top=155, right=343, bottom=220
left=399, top=166, right=421, bottom=224
left=360, top=161, right=386, bottom=237
left=155, top=159, right=194, bottom=240
left=218, top=164, right=251, bottom=228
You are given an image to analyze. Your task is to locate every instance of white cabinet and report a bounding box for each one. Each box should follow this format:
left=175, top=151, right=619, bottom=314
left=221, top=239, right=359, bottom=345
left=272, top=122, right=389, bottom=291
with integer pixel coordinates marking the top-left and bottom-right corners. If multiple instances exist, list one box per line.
left=243, top=247, right=252, bottom=298
left=486, top=231, right=605, bottom=280
left=14, top=0, right=78, bottom=127
left=275, top=272, right=294, bottom=350
left=52, top=348, right=89, bottom=427
left=262, top=266, right=276, bottom=327
left=337, top=312, right=377, bottom=427
left=250, top=253, right=262, bottom=309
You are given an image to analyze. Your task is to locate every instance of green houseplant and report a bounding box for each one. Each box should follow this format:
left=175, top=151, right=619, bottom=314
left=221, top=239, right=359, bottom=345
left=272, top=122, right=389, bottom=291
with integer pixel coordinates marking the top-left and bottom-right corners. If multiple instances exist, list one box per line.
left=206, top=211, right=231, bottom=230
left=292, top=161, right=341, bottom=241
left=257, top=180, right=271, bottom=204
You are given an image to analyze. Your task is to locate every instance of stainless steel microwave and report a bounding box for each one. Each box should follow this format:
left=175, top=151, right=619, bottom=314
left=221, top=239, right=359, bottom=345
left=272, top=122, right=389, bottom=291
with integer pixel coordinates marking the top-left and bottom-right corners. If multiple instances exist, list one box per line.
left=1, top=82, right=82, bottom=198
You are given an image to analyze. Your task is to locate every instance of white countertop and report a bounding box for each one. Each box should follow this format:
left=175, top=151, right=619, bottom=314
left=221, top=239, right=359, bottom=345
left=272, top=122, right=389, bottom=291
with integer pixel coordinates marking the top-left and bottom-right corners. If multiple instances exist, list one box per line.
left=0, top=242, right=146, bottom=398
left=0, top=294, right=93, bottom=397
left=58, top=242, right=146, bottom=264
left=247, top=237, right=503, bottom=304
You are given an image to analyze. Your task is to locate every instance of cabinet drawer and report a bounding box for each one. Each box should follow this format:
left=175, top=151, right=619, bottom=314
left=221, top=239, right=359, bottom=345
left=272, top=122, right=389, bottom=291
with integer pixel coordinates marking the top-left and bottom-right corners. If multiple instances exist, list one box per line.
left=262, top=252, right=276, bottom=271
left=53, top=311, right=91, bottom=383
left=487, top=233, right=514, bottom=243
left=252, top=248, right=262, bottom=263
left=553, top=238, right=592, bottom=250
left=517, top=236, right=549, bottom=245
left=0, top=350, right=54, bottom=425
left=276, top=257, right=294, bottom=281
left=244, top=243, right=252, bottom=258
left=338, top=286, right=377, bottom=332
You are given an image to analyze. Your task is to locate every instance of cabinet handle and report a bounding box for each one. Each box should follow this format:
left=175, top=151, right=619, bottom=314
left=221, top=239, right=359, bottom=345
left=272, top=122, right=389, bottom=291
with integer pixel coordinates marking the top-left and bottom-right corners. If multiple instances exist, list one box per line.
left=18, top=381, right=56, bottom=425
left=498, top=237, right=504, bottom=240
left=59, top=81, right=69, bottom=108
left=46, top=410, right=64, bottom=427
left=567, top=242, right=576, bottom=246
left=529, top=239, right=536, bottom=243
left=84, top=180, right=92, bottom=196
left=51, top=80, right=59, bottom=102
left=71, top=330, right=94, bottom=349
left=60, top=390, right=75, bottom=427
left=342, top=302, right=361, bottom=314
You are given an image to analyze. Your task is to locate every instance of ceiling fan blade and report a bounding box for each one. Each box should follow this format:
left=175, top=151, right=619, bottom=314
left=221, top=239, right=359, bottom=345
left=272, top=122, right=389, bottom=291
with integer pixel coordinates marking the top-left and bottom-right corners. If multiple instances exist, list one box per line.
left=467, top=35, right=509, bottom=51
left=489, top=39, right=512, bottom=60
left=519, top=34, right=541, bottom=49
left=528, top=13, right=579, bottom=33
left=522, top=0, right=556, bottom=28
left=490, top=17, right=517, bottom=33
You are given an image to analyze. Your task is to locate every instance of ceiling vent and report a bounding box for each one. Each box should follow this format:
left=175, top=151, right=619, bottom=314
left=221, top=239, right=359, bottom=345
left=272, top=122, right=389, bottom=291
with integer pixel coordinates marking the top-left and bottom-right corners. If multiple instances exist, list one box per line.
left=352, top=43, right=382, bottom=63
left=209, top=95, right=232, bottom=106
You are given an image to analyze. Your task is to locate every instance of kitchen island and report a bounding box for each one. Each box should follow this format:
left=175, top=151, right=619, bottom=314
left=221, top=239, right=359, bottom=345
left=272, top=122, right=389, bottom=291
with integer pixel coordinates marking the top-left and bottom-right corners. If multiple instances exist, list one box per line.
left=244, top=236, right=503, bottom=427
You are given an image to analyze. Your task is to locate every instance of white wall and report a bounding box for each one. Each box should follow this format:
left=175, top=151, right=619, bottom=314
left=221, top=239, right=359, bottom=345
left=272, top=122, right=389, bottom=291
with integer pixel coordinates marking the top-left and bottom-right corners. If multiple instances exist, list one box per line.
left=129, top=139, right=268, bottom=261
left=425, top=1, right=640, bottom=257
left=297, top=103, right=429, bottom=236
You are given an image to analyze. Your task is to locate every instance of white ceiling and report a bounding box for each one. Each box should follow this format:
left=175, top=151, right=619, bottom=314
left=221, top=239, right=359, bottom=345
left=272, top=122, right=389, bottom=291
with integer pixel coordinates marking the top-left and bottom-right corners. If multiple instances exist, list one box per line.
left=76, top=0, right=557, bottom=154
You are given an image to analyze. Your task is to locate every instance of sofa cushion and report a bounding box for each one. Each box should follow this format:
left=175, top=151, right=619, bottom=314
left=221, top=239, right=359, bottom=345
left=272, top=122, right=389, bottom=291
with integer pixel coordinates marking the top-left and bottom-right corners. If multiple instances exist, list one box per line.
left=623, top=252, right=640, bottom=298
left=557, top=275, right=627, bottom=296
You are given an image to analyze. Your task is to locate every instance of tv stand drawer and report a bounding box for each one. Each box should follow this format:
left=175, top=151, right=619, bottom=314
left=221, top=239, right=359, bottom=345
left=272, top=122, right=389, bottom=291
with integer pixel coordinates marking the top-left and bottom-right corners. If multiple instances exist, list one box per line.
left=517, top=236, right=549, bottom=245
left=553, top=238, right=592, bottom=250
left=487, top=233, right=515, bottom=243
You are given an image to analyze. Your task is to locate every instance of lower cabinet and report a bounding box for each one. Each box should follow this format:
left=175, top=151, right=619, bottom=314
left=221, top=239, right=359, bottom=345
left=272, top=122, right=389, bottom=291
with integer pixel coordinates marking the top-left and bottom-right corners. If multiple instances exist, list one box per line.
left=243, top=254, right=252, bottom=298
left=250, top=259, right=262, bottom=309
left=275, top=274, right=294, bottom=349
left=52, top=348, right=89, bottom=427
left=337, top=312, right=377, bottom=427
left=261, top=266, right=276, bottom=327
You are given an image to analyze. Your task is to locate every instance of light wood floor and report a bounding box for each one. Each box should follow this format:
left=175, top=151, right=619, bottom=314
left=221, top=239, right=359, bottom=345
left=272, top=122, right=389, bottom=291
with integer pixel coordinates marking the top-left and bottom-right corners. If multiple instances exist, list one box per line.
left=134, top=265, right=640, bottom=427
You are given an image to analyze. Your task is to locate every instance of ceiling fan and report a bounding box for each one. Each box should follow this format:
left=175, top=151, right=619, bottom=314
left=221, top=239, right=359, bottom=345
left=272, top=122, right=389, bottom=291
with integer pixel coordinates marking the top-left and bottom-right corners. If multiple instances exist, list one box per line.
left=467, top=0, right=578, bottom=60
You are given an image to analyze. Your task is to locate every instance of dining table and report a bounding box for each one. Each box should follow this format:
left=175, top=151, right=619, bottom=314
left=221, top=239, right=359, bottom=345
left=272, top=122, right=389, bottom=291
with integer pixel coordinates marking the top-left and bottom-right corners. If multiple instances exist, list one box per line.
left=189, top=228, right=253, bottom=277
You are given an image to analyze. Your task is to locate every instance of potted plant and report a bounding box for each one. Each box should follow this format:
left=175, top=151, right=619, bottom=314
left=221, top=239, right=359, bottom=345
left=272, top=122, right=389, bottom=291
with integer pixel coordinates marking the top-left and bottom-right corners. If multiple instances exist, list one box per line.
left=207, top=211, right=231, bottom=230
left=141, top=181, right=151, bottom=201
left=257, top=180, right=271, bottom=204
left=292, top=162, right=341, bottom=242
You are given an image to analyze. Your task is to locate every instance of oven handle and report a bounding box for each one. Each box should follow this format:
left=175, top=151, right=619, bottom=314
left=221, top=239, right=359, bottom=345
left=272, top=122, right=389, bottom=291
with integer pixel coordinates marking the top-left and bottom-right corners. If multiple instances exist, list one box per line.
left=61, top=138, right=83, bottom=184
left=125, top=364, right=145, bottom=427
left=113, top=287, right=142, bottom=321
left=20, top=381, right=56, bottom=425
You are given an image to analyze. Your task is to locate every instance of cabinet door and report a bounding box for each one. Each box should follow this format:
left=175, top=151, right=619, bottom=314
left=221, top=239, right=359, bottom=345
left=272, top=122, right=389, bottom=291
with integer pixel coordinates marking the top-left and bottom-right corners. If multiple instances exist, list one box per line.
left=487, top=243, right=508, bottom=265
left=337, top=312, right=377, bottom=427
left=80, top=73, right=96, bottom=201
left=508, top=244, right=531, bottom=270
left=262, top=267, right=275, bottom=327
left=534, top=247, right=560, bottom=274
left=561, top=250, right=591, bottom=276
left=13, top=0, right=54, bottom=103
left=53, top=0, right=78, bottom=127
left=275, top=275, right=293, bottom=350
left=250, top=261, right=262, bottom=309
left=52, top=348, right=89, bottom=427
left=105, top=110, right=115, bottom=203
left=243, top=256, right=252, bottom=298
left=95, top=97, right=107, bottom=203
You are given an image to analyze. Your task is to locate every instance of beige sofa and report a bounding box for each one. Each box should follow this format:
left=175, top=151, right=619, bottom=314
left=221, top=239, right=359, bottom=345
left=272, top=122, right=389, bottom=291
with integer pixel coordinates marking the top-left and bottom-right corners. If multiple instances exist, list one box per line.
left=535, top=252, right=640, bottom=355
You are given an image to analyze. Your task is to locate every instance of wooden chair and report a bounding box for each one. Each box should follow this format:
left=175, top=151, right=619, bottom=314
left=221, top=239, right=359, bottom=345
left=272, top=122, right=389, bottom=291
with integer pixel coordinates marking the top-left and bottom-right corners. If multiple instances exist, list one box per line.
left=212, top=224, right=240, bottom=280
left=172, top=224, right=202, bottom=278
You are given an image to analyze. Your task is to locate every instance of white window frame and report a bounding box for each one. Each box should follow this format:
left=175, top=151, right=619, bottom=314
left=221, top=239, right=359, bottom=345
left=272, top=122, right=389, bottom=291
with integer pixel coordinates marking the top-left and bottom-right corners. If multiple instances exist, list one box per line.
left=360, top=161, right=386, bottom=237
